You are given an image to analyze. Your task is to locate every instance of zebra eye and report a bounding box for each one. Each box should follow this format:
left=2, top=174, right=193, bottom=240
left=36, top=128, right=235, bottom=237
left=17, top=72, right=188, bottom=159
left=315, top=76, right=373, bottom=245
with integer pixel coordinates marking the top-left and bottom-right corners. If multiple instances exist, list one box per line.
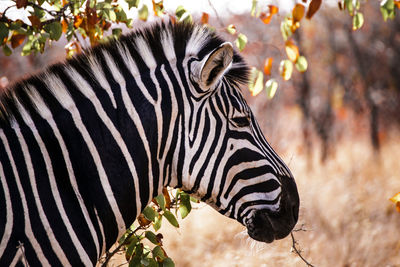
left=232, top=116, right=250, bottom=127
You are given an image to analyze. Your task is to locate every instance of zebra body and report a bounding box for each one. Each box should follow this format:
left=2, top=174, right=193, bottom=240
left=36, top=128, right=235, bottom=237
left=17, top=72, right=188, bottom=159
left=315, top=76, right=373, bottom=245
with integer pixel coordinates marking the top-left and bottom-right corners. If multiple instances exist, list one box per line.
left=0, top=22, right=299, bottom=266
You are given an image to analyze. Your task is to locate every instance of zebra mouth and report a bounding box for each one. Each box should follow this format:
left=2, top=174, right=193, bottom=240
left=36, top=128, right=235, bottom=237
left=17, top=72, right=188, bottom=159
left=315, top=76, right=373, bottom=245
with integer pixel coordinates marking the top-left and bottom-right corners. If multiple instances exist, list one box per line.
left=245, top=212, right=275, bottom=243
left=245, top=209, right=294, bottom=243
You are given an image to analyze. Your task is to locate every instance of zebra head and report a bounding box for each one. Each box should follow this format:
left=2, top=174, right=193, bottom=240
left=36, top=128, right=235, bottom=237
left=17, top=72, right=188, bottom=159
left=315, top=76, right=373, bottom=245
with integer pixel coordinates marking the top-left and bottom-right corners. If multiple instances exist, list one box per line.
left=183, top=41, right=299, bottom=243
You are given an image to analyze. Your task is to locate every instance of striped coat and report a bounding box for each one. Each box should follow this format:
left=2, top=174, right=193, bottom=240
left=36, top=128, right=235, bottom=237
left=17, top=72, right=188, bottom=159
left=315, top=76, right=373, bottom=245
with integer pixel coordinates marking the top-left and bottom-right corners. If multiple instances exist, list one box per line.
left=0, top=22, right=299, bottom=266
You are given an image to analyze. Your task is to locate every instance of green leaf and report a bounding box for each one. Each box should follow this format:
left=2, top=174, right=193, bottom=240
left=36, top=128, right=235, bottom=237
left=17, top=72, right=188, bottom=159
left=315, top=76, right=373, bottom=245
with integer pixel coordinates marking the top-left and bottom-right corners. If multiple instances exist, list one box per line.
left=147, top=258, right=158, bottom=267
left=126, top=239, right=139, bottom=259
left=175, top=5, right=186, bottom=18
left=109, top=10, right=117, bottom=21
left=380, top=0, right=396, bottom=21
left=179, top=193, right=192, bottom=219
left=129, top=245, right=143, bottom=267
left=163, top=257, right=175, bottom=267
left=280, top=19, right=292, bottom=41
left=138, top=4, right=149, bottom=21
left=126, top=0, right=140, bottom=9
left=190, top=196, right=200, bottom=203
left=226, top=24, right=236, bottom=35
left=43, top=22, right=62, bottom=41
left=142, top=206, right=156, bottom=222
left=163, top=210, right=179, bottom=228
left=155, top=195, right=166, bottom=211
left=145, top=231, right=158, bottom=245
left=2, top=45, right=12, bottom=56
left=21, top=40, right=32, bottom=56
left=179, top=12, right=193, bottom=23
left=112, top=28, right=122, bottom=38
left=265, top=79, right=278, bottom=99
left=235, top=33, right=247, bottom=52
left=116, top=8, right=128, bottom=22
left=295, top=55, right=308, bottom=72
left=66, top=21, right=74, bottom=42
left=251, top=0, right=258, bottom=17
left=33, top=7, right=46, bottom=19
left=153, top=215, right=162, bottom=231
left=0, top=23, right=9, bottom=45
left=344, top=0, right=354, bottom=14
left=152, top=246, right=166, bottom=260
left=352, top=12, right=364, bottom=30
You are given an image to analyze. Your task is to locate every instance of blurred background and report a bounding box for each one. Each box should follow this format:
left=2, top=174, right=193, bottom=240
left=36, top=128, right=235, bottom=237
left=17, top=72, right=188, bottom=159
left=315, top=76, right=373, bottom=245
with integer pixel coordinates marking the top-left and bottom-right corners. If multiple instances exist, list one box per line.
left=1, top=1, right=400, bottom=266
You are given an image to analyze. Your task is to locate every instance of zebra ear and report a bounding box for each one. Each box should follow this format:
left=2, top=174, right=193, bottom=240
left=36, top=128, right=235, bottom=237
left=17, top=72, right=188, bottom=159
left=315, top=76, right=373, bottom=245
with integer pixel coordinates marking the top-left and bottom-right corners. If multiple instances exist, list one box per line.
left=192, top=42, right=234, bottom=90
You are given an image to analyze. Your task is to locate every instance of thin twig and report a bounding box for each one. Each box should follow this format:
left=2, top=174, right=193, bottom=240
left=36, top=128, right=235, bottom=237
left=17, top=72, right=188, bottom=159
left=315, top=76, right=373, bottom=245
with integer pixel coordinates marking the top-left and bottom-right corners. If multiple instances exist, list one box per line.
left=207, top=0, right=224, bottom=27
left=290, top=232, right=315, bottom=267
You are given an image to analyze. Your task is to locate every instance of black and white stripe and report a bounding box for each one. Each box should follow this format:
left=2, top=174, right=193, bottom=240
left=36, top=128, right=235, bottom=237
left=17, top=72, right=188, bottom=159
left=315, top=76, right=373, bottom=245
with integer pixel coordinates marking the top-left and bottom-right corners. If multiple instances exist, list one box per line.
left=0, top=21, right=299, bottom=266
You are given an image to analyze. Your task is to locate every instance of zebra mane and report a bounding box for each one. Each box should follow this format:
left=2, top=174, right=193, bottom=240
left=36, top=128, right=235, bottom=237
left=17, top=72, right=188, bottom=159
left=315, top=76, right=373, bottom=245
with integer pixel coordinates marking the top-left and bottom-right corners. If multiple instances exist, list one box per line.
left=0, top=21, right=249, bottom=125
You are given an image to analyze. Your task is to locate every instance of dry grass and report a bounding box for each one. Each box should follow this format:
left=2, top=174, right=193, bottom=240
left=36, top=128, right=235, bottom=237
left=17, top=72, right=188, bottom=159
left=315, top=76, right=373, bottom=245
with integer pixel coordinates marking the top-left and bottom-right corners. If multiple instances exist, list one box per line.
left=106, top=125, right=400, bottom=267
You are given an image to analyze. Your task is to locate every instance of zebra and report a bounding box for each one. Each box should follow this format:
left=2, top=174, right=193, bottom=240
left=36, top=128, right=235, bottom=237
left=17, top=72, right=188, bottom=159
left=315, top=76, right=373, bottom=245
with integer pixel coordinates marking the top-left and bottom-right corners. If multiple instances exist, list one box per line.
left=0, top=21, right=299, bottom=266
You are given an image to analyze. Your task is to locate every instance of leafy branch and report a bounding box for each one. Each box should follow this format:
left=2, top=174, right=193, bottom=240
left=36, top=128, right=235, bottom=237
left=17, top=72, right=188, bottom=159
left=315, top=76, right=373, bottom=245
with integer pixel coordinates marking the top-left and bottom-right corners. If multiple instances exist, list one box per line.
left=99, top=188, right=199, bottom=267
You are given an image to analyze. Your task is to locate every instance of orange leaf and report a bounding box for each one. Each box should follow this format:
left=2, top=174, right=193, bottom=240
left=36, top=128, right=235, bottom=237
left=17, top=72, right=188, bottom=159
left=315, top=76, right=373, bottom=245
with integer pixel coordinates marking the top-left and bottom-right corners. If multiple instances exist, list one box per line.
left=269, top=5, right=279, bottom=15
left=201, top=12, right=209, bottom=25
left=260, top=5, right=279, bottom=24
left=28, top=15, right=42, bottom=29
left=16, top=0, right=28, bottom=9
left=74, top=15, right=83, bottom=28
left=163, top=188, right=171, bottom=210
left=395, top=1, right=400, bottom=8
left=306, top=0, right=322, bottom=19
left=292, top=3, right=305, bottom=23
left=285, top=40, right=299, bottom=62
left=10, top=33, right=25, bottom=48
left=137, top=213, right=152, bottom=227
left=263, top=57, right=273, bottom=75
left=390, top=192, right=400, bottom=213
left=259, top=12, right=272, bottom=24
left=61, top=19, right=68, bottom=33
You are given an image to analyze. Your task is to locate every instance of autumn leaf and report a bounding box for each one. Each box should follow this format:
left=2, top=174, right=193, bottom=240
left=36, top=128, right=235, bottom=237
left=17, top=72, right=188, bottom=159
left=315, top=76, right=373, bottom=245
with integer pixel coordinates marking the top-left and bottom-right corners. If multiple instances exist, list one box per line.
left=269, top=5, right=279, bottom=15
left=16, top=0, right=28, bottom=9
left=292, top=3, right=305, bottom=23
left=263, top=57, right=273, bottom=75
left=162, top=188, right=171, bottom=210
left=28, top=15, right=42, bottom=29
left=61, top=19, right=68, bottom=33
left=226, top=24, right=236, bottom=35
left=285, top=39, right=299, bottom=62
left=259, top=5, right=279, bottom=24
left=201, top=12, right=209, bottom=24
left=390, top=192, right=400, bottom=213
left=10, top=33, right=25, bottom=48
left=152, top=0, right=165, bottom=17
left=249, top=67, right=264, bottom=96
left=137, top=213, right=152, bottom=227
left=306, top=0, right=322, bottom=19
left=74, top=15, right=83, bottom=28
left=279, top=59, right=293, bottom=81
